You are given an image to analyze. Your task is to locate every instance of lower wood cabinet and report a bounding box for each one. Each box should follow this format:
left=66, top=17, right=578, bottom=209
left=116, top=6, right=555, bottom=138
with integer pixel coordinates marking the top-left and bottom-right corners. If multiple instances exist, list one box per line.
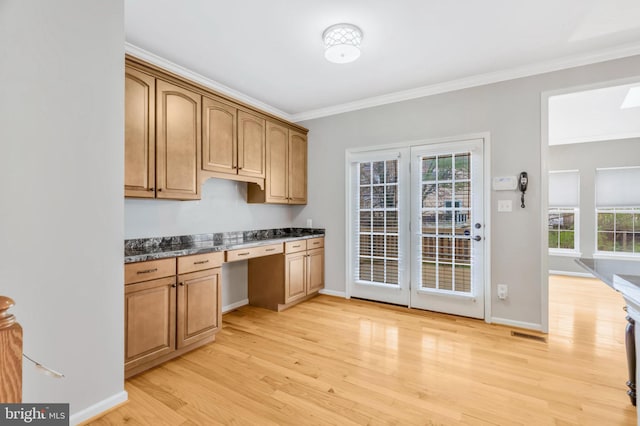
left=177, top=267, right=221, bottom=349
left=124, top=252, right=223, bottom=377
left=248, top=238, right=324, bottom=311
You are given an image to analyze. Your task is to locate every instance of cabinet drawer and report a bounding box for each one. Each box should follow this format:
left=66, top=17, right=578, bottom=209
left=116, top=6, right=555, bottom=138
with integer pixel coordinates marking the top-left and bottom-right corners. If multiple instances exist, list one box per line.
left=306, top=237, right=324, bottom=250
left=285, top=240, right=307, bottom=254
left=125, top=258, right=176, bottom=285
left=226, top=243, right=283, bottom=262
left=177, top=252, right=224, bottom=274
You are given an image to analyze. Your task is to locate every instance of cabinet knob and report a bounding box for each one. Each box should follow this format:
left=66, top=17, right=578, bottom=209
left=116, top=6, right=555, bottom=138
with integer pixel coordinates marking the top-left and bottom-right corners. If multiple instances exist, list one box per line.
left=149, top=187, right=154, bottom=191
left=158, top=188, right=163, bottom=192
left=171, top=284, right=176, bottom=288
left=179, top=282, right=184, bottom=286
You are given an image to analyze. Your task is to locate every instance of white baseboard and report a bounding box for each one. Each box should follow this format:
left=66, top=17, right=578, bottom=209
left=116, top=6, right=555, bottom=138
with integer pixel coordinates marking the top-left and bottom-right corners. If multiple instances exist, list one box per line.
left=319, top=289, right=347, bottom=298
left=549, top=270, right=594, bottom=278
left=222, top=299, right=249, bottom=314
left=70, top=390, right=128, bottom=425
left=490, top=317, right=543, bottom=332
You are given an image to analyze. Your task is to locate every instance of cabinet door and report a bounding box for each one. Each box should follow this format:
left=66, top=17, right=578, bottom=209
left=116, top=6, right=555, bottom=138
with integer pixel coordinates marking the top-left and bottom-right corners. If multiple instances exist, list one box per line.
left=306, top=248, right=324, bottom=294
left=288, top=130, right=307, bottom=204
left=125, top=67, right=155, bottom=198
left=202, top=96, right=237, bottom=174
left=238, top=110, right=266, bottom=178
left=156, top=79, right=201, bottom=200
left=285, top=252, right=307, bottom=304
left=265, top=122, right=288, bottom=203
left=125, top=276, right=176, bottom=369
left=177, top=268, right=221, bottom=349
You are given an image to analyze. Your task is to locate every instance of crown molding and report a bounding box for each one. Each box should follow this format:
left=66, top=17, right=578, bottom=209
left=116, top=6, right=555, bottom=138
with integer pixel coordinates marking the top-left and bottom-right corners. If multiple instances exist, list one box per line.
left=291, top=41, right=640, bottom=122
left=124, top=42, right=294, bottom=121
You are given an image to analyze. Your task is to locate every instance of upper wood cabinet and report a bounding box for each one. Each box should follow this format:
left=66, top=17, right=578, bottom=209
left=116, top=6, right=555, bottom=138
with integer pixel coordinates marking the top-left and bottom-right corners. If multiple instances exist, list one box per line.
left=247, top=122, right=307, bottom=204
left=124, top=56, right=307, bottom=202
left=125, top=65, right=201, bottom=200
left=125, top=67, right=155, bottom=198
left=202, top=96, right=265, bottom=180
left=237, top=110, right=266, bottom=178
left=288, top=130, right=307, bottom=205
left=264, top=121, right=289, bottom=203
left=156, top=80, right=201, bottom=200
left=202, top=96, right=237, bottom=174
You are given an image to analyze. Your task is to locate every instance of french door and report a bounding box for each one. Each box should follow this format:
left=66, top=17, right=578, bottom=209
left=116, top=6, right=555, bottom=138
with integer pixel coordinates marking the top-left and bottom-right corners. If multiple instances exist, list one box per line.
left=348, top=139, right=485, bottom=319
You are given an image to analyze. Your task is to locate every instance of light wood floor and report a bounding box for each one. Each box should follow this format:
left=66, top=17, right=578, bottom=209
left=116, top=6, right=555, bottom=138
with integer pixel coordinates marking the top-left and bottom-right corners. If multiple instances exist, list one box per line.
left=91, top=276, right=636, bottom=425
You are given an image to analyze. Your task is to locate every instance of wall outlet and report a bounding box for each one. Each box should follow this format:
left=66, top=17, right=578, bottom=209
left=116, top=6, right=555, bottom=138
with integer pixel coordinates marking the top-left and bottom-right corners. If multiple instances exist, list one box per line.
left=306, top=218, right=313, bottom=228
left=497, top=284, right=508, bottom=300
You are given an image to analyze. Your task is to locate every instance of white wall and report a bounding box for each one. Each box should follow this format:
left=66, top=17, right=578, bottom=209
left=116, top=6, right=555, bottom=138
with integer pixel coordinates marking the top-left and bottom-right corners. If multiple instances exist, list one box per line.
left=548, top=138, right=640, bottom=274
left=125, top=178, right=292, bottom=238
left=293, top=55, right=640, bottom=329
left=0, top=0, right=125, bottom=422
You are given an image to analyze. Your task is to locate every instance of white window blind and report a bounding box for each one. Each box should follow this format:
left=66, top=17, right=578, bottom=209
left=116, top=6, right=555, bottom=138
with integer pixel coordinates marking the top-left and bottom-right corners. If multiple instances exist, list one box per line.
left=549, top=170, right=579, bottom=208
left=596, top=167, right=640, bottom=207
left=351, top=152, right=402, bottom=285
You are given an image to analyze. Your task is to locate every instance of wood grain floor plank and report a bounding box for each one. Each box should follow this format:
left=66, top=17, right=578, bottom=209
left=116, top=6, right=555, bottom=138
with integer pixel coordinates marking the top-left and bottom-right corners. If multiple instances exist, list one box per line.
left=90, top=275, right=636, bottom=425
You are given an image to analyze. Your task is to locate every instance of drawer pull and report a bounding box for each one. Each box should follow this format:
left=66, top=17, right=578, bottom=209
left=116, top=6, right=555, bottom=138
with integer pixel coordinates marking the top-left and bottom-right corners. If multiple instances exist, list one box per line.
left=312, top=241, right=320, bottom=245
left=238, top=252, right=251, bottom=256
left=292, top=245, right=301, bottom=248
left=265, top=248, right=276, bottom=252
left=193, top=260, right=209, bottom=265
left=137, top=268, right=158, bottom=275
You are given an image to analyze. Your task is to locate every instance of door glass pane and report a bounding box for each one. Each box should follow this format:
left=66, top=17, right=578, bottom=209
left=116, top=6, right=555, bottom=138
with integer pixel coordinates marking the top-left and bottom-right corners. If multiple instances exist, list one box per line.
left=360, top=211, right=371, bottom=232
left=386, top=211, right=398, bottom=232
left=386, top=160, right=398, bottom=183
left=437, top=155, right=452, bottom=180
left=418, top=151, right=474, bottom=294
left=422, top=262, right=436, bottom=289
left=422, top=184, right=437, bottom=208
left=356, top=159, right=400, bottom=285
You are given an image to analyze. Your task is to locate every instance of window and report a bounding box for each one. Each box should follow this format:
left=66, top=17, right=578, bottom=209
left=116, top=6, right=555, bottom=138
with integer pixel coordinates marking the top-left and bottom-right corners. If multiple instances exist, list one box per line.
left=548, top=208, right=578, bottom=251
left=356, top=158, right=400, bottom=284
left=548, top=170, right=579, bottom=254
left=595, top=167, right=640, bottom=256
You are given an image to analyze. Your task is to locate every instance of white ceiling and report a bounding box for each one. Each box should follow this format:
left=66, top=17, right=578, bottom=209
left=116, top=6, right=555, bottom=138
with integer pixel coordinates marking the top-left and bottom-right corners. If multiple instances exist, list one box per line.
left=549, top=82, right=640, bottom=145
left=125, top=0, right=640, bottom=121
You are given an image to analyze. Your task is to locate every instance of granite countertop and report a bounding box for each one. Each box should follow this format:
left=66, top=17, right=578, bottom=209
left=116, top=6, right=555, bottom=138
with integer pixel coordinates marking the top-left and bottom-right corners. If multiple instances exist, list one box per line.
left=575, top=257, right=640, bottom=288
left=125, top=227, right=325, bottom=263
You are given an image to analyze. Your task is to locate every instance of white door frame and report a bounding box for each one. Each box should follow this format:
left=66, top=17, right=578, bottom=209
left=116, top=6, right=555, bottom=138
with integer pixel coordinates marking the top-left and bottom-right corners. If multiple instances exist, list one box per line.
left=345, top=132, right=493, bottom=322
left=540, top=75, right=640, bottom=334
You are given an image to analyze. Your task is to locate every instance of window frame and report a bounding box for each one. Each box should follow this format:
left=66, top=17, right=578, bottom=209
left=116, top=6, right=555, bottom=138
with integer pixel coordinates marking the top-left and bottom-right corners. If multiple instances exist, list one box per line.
left=548, top=207, right=580, bottom=256
left=594, top=206, right=640, bottom=258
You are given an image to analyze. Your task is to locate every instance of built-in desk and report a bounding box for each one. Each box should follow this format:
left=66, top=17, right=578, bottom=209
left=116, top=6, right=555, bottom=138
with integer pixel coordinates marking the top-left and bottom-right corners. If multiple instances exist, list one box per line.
left=576, top=258, right=640, bottom=411
left=123, top=228, right=325, bottom=377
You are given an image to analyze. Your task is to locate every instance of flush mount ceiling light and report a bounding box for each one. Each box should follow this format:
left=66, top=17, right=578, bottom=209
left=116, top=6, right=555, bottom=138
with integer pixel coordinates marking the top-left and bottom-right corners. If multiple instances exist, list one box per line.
left=323, top=23, right=363, bottom=64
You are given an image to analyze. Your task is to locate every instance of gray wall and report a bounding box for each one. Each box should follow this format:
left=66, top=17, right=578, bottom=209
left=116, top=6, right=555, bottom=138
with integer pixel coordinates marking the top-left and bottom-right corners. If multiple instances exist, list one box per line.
left=125, top=178, right=292, bottom=238
left=0, top=0, right=125, bottom=421
left=125, top=178, right=292, bottom=311
left=548, top=138, right=640, bottom=274
left=293, top=55, right=640, bottom=329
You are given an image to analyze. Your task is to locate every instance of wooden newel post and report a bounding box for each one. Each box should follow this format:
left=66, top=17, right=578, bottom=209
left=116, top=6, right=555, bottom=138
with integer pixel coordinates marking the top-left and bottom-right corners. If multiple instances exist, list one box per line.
left=0, top=296, right=22, bottom=403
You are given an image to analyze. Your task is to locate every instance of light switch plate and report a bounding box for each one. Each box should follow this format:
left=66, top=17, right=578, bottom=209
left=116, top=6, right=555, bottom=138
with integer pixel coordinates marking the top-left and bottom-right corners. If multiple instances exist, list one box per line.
left=498, top=200, right=512, bottom=212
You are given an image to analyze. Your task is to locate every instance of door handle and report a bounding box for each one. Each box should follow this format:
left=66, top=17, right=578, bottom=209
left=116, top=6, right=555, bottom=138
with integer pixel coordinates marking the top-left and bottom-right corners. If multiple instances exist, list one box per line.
left=473, top=235, right=482, bottom=241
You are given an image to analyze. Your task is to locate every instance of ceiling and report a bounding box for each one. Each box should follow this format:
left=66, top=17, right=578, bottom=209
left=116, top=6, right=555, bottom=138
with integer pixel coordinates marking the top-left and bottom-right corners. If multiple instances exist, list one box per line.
left=125, top=0, right=640, bottom=121
left=549, top=82, right=640, bottom=145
